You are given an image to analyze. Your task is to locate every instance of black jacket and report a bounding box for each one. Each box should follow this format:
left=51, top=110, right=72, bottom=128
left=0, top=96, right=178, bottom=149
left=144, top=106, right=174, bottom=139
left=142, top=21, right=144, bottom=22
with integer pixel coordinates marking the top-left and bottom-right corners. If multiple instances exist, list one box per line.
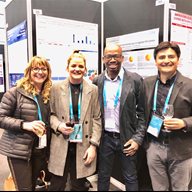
left=144, top=71, right=192, bottom=160
left=0, top=87, right=51, bottom=160
left=93, top=68, right=146, bottom=148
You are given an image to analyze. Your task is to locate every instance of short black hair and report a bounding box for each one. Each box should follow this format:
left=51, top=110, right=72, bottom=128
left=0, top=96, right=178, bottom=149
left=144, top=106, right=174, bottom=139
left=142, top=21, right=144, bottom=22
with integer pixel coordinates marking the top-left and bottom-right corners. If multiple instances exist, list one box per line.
left=154, top=41, right=181, bottom=60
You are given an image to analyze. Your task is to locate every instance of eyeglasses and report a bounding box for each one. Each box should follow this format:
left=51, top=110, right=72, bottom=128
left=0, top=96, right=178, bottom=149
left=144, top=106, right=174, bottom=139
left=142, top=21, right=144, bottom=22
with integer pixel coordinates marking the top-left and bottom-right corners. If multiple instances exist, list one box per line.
left=104, top=54, right=122, bottom=60
left=32, top=67, right=48, bottom=73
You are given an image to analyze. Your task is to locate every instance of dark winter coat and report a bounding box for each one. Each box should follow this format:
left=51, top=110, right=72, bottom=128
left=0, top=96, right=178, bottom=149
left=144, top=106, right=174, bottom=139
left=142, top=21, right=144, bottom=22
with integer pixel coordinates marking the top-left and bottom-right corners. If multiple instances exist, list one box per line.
left=0, top=87, right=51, bottom=160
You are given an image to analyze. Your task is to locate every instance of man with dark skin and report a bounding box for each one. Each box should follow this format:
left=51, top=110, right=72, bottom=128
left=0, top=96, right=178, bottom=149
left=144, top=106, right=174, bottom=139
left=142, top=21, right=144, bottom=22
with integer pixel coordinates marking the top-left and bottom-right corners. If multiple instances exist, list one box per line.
left=93, top=43, right=146, bottom=191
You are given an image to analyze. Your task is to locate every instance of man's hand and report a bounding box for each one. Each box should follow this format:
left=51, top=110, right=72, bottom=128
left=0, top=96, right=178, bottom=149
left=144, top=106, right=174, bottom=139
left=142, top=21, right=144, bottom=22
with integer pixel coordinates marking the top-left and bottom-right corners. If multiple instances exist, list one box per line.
left=164, top=118, right=186, bottom=131
left=123, top=139, right=139, bottom=156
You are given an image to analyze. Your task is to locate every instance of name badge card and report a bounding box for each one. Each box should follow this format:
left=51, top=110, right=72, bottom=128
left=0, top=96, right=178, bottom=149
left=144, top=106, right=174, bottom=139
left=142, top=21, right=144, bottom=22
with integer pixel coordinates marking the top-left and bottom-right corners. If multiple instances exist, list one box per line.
left=69, top=123, right=83, bottom=143
left=105, top=108, right=115, bottom=129
left=147, top=114, right=163, bottom=137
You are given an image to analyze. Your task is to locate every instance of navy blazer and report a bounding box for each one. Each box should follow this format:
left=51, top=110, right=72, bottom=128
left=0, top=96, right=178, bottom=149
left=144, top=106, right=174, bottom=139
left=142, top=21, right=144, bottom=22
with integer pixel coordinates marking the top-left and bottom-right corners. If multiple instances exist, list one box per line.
left=144, top=71, right=192, bottom=160
left=93, top=68, right=146, bottom=149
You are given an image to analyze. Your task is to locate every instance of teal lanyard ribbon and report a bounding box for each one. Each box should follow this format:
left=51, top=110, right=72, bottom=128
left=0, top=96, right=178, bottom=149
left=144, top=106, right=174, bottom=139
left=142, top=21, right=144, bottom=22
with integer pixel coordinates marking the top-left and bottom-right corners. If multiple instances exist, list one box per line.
left=69, top=84, right=82, bottom=121
left=153, top=80, right=175, bottom=114
left=34, top=96, right=42, bottom=121
left=103, top=78, right=123, bottom=108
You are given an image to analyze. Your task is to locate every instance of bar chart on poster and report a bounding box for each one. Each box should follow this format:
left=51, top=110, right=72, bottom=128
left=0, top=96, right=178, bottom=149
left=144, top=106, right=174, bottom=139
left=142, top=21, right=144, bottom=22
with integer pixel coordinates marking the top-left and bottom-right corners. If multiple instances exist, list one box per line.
left=72, top=34, right=96, bottom=46
left=35, top=14, right=98, bottom=81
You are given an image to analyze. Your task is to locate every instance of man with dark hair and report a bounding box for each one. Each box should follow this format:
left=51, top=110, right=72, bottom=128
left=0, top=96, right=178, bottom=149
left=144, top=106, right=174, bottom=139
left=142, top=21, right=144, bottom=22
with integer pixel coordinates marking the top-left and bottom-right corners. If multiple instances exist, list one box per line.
left=144, top=41, right=192, bottom=191
left=93, top=43, right=146, bottom=191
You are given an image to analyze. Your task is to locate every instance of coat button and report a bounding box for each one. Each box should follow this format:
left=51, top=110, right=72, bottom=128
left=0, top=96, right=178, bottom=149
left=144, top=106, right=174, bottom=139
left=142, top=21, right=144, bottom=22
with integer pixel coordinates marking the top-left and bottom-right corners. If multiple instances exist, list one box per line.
left=85, top=121, right=88, bottom=124
left=62, top=116, right=64, bottom=119
left=85, top=135, right=88, bottom=138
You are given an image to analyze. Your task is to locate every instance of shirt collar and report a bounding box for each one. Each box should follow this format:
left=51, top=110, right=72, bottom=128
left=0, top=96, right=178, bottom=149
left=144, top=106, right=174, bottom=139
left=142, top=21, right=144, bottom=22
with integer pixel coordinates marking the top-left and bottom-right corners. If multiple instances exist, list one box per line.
left=157, top=71, right=178, bottom=85
left=105, top=67, right=124, bottom=81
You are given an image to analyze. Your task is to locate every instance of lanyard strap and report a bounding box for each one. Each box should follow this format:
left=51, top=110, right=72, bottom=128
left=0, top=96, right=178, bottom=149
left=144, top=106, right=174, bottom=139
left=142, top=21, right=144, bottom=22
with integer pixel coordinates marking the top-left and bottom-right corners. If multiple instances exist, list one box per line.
left=153, top=80, right=175, bottom=114
left=103, top=78, right=123, bottom=108
left=34, top=96, right=42, bottom=121
left=69, top=84, right=82, bottom=121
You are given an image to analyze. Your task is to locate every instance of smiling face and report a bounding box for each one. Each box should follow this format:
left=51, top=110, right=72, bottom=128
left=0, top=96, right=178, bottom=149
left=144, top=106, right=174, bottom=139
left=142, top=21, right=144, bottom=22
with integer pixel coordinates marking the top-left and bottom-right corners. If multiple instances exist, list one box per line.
left=155, top=48, right=179, bottom=77
left=25, top=56, right=51, bottom=93
left=67, top=56, right=87, bottom=84
left=103, top=44, right=124, bottom=80
left=30, top=64, right=48, bottom=91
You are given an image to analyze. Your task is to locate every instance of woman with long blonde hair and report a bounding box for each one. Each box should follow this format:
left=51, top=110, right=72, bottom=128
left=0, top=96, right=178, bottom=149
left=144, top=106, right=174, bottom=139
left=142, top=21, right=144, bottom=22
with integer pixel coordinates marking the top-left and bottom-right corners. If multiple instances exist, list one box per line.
left=0, top=56, right=52, bottom=190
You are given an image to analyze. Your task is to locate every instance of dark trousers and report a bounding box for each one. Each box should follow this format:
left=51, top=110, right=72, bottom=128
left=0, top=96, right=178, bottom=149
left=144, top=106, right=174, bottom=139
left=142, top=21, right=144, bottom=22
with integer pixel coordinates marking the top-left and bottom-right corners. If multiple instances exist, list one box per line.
left=8, top=148, right=47, bottom=191
left=98, top=133, right=138, bottom=191
left=49, top=143, right=89, bottom=191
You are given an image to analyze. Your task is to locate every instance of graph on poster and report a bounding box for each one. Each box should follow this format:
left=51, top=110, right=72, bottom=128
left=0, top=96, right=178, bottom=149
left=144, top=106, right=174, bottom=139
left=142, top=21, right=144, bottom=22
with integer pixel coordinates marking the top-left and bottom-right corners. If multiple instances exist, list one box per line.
left=72, top=34, right=96, bottom=46
left=36, top=14, right=98, bottom=81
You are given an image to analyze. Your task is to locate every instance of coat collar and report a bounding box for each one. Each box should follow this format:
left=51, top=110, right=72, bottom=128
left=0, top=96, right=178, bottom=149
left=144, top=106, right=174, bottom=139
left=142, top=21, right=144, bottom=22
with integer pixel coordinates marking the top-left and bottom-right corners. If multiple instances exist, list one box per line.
left=170, top=71, right=183, bottom=104
left=147, top=71, right=183, bottom=105
left=60, top=78, right=93, bottom=122
left=119, top=70, right=132, bottom=113
left=98, top=68, right=132, bottom=115
left=16, top=87, right=36, bottom=100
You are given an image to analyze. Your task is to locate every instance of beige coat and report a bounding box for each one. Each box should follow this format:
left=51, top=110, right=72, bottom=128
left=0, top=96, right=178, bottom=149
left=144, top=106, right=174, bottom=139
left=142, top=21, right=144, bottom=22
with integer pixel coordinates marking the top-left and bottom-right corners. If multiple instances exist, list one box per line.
left=48, top=78, right=102, bottom=178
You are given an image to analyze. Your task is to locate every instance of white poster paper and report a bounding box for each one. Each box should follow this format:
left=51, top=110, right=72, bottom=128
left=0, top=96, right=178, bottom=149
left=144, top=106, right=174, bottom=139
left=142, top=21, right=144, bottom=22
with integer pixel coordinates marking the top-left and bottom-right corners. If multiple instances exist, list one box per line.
left=106, top=28, right=159, bottom=51
left=7, top=20, right=28, bottom=87
left=170, top=10, right=192, bottom=79
left=36, top=14, right=98, bottom=81
left=106, top=28, right=159, bottom=77
left=0, top=11, right=5, bottom=44
left=0, top=54, right=5, bottom=92
left=123, top=49, right=157, bottom=78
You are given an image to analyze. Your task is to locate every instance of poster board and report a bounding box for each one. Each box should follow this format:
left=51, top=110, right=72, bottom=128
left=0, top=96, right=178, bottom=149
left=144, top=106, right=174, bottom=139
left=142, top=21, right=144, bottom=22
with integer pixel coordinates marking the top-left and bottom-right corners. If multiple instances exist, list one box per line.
left=0, top=54, right=4, bottom=92
left=35, top=14, right=98, bottom=81
left=7, top=20, right=28, bottom=87
left=0, top=3, right=5, bottom=45
left=170, top=10, right=192, bottom=79
left=106, top=28, right=159, bottom=78
left=0, top=14, right=5, bottom=45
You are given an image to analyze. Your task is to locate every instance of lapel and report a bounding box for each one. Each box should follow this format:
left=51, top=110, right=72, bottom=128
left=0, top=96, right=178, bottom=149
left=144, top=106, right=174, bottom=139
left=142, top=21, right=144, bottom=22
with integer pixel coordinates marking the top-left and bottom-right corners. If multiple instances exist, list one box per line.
left=60, top=79, right=93, bottom=122
left=146, top=72, right=183, bottom=111
left=80, top=79, right=93, bottom=122
left=97, top=72, right=105, bottom=114
left=119, top=70, right=132, bottom=115
left=146, top=76, right=157, bottom=108
left=170, top=71, right=183, bottom=104
left=60, top=79, right=70, bottom=121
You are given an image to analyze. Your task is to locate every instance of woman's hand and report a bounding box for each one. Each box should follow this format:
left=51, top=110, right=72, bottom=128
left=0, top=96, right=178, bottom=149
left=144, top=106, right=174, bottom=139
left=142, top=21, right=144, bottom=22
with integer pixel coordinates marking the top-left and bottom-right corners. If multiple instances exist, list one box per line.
left=83, top=145, right=96, bottom=166
left=57, top=122, right=74, bottom=135
left=22, top=120, right=46, bottom=136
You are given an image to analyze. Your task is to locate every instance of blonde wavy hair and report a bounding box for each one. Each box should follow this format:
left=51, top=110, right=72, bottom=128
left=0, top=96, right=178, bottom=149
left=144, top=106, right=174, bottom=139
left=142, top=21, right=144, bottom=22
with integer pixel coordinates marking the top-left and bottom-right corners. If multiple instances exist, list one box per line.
left=16, top=56, right=52, bottom=103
